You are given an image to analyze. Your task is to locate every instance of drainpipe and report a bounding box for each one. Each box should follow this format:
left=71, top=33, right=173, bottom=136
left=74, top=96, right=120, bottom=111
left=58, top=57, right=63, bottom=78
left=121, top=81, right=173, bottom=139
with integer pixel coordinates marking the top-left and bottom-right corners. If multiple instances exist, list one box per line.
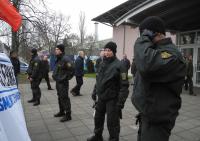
left=123, top=24, right=126, bottom=54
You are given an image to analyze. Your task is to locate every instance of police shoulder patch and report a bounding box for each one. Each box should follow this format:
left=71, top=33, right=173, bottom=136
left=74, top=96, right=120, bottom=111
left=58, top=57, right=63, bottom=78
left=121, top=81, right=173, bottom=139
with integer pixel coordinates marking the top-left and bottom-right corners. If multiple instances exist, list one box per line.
left=161, top=51, right=172, bottom=59
left=121, top=73, right=127, bottom=80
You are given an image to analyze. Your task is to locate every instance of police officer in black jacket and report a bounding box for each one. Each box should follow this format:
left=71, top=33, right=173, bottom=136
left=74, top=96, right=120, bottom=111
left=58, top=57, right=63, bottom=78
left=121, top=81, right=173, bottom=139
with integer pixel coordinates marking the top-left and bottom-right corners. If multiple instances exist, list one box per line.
left=27, top=48, right=42, bottom=106
left=70, top=51, right=84, bottom=96
left=87, top=42, right=129, bottom=141
left=41, top=55, right=53, bottom=90
left=131, top=16, right=186, bottom=141
left=52, top=44, right=74, bottom=122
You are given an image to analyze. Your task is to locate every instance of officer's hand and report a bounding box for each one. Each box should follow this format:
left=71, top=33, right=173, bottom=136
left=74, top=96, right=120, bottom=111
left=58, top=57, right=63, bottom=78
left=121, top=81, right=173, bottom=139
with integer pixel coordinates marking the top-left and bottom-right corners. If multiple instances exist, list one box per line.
left=91, top=94, right=96, bottom=101
left=29, top=77, right=33, bottom=82
left=141, top=29, right=156, bottom=40
left=117, top=102, right=124, bottom=109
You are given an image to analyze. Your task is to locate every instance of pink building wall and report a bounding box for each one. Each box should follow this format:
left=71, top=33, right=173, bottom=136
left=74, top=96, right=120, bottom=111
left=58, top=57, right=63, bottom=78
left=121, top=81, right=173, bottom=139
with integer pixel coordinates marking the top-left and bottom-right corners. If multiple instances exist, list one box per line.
left=113, top=25, right=176, bottom=62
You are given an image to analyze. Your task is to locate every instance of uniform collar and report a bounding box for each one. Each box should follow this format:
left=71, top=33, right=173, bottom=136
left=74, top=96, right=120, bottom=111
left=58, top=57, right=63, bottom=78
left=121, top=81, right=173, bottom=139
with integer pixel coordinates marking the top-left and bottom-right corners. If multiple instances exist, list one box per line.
left=156, top=38, right=172, bottom=46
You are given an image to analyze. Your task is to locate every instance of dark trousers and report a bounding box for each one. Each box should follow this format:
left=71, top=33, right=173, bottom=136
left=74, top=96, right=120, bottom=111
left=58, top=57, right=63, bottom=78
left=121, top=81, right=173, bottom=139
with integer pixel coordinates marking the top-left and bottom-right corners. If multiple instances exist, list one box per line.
left=71, top=76, right=83, bottom=95
left=94, top=99, right=120, bottom=141
left=184, top=76, right=194, bottom=94
left=31, top=79, right=41, bottom=101
left=137, top=116, right=175, bottom=141
left=56, top=81, right=71, bottom=115
left=43, top=73, right=52, bottom=89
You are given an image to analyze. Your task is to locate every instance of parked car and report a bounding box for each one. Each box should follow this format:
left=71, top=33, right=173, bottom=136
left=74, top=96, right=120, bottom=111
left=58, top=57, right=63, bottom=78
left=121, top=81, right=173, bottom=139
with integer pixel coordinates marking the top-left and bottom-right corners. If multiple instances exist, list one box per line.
left=20, top=61, right=29, bottom=73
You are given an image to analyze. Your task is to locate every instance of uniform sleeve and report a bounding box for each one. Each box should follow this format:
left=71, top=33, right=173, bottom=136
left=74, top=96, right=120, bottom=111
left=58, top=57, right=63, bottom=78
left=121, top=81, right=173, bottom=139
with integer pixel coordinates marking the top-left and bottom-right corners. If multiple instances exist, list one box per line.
left=60, top=59, right=74, bottom=81
left=26, top=61, right=32, bottom=76
left=134, top=36, right=185, bottom=83
left=117, top=62, right=129, bottom=109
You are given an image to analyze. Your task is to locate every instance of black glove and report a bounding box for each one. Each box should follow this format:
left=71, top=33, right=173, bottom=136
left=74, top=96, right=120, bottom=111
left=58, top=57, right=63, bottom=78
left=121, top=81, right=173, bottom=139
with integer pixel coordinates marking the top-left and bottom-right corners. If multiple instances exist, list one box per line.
left=117, top=102, right=124, bottom=109
left=91, top=94, right=96, bottom=101
left=141, top=29, right=156, bottom=40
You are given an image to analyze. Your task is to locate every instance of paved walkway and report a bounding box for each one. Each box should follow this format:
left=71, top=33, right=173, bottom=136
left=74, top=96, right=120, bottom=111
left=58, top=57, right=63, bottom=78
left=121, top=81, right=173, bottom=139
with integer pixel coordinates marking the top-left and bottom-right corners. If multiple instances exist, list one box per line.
left=19, top=78, right=200, bottom=141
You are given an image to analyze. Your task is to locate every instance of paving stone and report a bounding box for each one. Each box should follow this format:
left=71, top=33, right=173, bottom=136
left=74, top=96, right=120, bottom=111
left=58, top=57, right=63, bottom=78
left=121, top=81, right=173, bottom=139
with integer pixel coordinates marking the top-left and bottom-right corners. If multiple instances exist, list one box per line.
left=20, top=77, right=200, bottom=141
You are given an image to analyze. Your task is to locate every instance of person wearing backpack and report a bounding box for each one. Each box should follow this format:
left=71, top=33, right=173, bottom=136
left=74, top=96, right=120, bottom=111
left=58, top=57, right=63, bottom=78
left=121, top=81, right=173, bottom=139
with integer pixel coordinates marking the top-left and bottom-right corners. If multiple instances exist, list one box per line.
left=52, top=44, right=74, bottom=122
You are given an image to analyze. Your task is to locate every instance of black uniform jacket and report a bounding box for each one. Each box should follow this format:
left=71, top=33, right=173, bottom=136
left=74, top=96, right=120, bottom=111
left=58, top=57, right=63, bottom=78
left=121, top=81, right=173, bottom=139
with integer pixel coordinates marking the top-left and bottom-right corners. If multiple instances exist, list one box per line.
left=93, top=56, right=129, bottom=107
left=132, top=36, right=186, bottom=123
left=52, top=54, right=74, bottom=82
left=75, top=56, right=84, bottom=77
left=26, top=55, right=42, bottom=80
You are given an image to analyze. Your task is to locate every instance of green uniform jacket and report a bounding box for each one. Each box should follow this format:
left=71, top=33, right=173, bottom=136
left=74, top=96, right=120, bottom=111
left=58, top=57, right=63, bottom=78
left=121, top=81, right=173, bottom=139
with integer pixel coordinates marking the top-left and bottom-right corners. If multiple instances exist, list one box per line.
left=132, top=36, right=186, bottom=123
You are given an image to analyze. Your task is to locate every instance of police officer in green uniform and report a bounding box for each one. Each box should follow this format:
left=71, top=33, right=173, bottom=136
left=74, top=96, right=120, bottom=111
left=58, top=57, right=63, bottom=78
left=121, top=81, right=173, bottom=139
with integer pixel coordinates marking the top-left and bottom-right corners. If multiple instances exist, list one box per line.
left=87, top=42, right=129, bottom=141
left=131, top=16, right=186, bottom=141
left=27, top=48, right=42, bottom=106
left=52, top=44, right=74, bottom=122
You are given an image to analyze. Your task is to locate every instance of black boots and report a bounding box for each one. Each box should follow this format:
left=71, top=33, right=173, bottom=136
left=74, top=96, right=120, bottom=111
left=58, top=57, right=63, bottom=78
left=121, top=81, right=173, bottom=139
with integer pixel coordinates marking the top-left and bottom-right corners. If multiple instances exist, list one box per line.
left=27, top=99, right=35, bottom=103
left=48, top=88, right=54, bottom=90
left=87, top=135, right=103, bottom=141
left=33, top=100, right=40, bottom=106
left=60, top=115, right=72, bottom=122
left=54, top=112, right=65, bottom=117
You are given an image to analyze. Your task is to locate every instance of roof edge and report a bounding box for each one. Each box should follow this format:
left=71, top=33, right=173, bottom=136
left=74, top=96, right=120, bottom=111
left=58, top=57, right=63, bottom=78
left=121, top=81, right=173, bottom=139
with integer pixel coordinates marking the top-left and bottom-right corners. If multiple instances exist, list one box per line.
left=114, top=0, right=166, bottom=26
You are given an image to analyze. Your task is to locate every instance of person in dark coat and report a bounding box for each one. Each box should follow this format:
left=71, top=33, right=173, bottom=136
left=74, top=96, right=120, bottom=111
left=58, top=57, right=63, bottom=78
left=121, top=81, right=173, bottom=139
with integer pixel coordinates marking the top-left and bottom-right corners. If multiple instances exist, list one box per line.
left=185, top=55, right=195, bottom=95
left=41, top=55, right=53, bottom=90
left=70, top=51, right=84, bottom=96
left=86, top=57, right=94, bottom=73
left=52, top=44, right=74, bottom=122
left=131, top=16, right=186, bottom=141
left=10, top=50, right=20, bottom=86
left=121, top=54, right=130, bottom=73
left=27, top=48, right=42, bottom=106
left=131, top=58, right=137, bottom=77
left=130, top=58, right=137, bottom=85
left=87, top=42, right=129, bottom=141
left=95, top=49, right=104, bottom=72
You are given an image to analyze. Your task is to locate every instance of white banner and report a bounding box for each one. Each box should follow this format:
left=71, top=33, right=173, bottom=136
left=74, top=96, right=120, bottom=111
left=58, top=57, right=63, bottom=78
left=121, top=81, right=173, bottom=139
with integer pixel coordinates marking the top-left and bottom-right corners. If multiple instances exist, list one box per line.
left=0, top=53, right=31, bottom=141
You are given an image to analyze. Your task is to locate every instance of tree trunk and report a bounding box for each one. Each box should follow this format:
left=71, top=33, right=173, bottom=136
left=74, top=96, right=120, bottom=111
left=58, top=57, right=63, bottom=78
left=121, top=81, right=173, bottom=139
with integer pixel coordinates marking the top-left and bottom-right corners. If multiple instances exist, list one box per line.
left=11, top=0, right=20, bottom=52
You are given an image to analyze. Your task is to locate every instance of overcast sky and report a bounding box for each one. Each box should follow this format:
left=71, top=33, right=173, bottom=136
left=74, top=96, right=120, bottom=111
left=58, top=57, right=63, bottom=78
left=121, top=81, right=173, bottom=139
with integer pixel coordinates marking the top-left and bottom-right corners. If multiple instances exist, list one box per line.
left=47, top=0, right=127, bottom=40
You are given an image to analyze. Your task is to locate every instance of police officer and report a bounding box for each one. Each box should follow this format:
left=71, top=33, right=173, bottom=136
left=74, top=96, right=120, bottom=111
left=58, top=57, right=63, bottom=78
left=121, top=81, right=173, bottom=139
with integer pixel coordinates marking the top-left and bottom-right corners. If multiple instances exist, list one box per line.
left=41, top=55, right=53, bottom=90
left=52, top=44, right=74, bottom=122
left=131, top=16, right=186, bottom=141
left=87, top=42, right=129, bottom=141
left=27, top=48, right=42, bottom=106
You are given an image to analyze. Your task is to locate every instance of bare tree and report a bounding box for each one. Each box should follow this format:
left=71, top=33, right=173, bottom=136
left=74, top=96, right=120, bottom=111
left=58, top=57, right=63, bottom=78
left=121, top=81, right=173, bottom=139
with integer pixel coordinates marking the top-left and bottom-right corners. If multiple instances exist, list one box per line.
left=78, top=11, right=86, bottom=47
left=35, top=12, right=71, bottom=53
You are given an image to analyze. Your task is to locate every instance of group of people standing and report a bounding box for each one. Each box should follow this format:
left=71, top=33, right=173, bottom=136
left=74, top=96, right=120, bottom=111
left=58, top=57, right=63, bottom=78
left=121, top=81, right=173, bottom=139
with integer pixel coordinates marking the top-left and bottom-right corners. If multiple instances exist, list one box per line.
left=24, top=16, right=190, bottom=141
left=88, top=16, right=187, bottom=141
left=26, top=45, right=85, bottom=122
